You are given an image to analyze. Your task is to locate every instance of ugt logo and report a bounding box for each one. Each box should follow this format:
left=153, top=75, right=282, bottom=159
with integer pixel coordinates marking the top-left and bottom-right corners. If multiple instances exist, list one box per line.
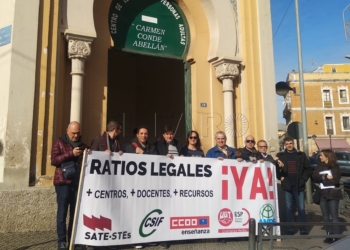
left=139, top=209, right=164, bottom=237
left=259, top=204, right=275, bottom=223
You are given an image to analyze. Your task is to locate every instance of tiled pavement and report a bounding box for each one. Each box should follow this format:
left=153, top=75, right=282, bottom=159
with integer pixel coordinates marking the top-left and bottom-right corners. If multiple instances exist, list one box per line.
left=1, top=204, right=350, bottom=250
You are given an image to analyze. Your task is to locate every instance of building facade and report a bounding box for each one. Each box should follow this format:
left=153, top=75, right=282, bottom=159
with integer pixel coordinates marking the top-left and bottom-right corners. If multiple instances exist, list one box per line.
left=0, top=0, right=278, bottom=232
left=284, top=64, right=350, bottom=154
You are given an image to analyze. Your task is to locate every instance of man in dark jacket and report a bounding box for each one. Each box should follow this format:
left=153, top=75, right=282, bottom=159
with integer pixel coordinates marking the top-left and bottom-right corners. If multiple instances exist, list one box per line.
left=235, top=135, right=259, bottom=163
left=154, top=125, right=181, bottom=159
left=90, top=120, right=123, bottom=154
left=51, top=121, right=91, bottom=250
left=276, top=137, right=312, bottom=235
left=124, top=125, right=156, bottom=155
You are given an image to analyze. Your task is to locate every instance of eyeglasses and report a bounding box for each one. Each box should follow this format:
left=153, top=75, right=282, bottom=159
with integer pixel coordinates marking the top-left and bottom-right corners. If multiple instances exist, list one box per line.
left=258, top=146, right=267, bottom=148
left=246, top=140, right=255, bottom=143
left=189, top=136, right=197, bottom=139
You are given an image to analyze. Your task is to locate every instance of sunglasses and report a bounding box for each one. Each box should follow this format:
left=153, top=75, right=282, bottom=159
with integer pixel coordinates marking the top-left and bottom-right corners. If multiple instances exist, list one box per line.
left=246, top=140, right=255, bottom=143
left=189, top=136, right=197, bottom=139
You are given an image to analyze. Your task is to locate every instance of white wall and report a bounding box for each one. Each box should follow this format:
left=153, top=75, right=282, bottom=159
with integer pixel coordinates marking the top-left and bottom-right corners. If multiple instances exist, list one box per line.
left=0, top=0, right=15, bottom=183
left=0, top=0, right=40, bottom=190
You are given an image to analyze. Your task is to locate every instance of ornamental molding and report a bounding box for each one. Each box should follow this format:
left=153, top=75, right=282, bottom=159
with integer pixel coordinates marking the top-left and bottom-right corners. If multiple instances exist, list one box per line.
left=212, top=58, right=241, bottom=81
left=65, top=31, right=95, bottom=59
left=68, top=40, right=91, bottom=59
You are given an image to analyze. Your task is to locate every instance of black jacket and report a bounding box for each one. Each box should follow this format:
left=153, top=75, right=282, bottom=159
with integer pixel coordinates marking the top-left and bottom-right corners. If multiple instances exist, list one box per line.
left=124, top=138, right=156, bottom=154
left=154, top=139, right=181, bottom=156
left=235, top=147, right=262, bottom=161
left=276, top=150, right=312, bottom=191
left=312, top=162, right=343, bottom=200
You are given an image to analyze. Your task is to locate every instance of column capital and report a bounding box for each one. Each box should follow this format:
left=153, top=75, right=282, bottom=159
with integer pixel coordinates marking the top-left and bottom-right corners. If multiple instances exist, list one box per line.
left=212, top=58, right=241, bottom=81
left=65, top=31, right=95, bottom=59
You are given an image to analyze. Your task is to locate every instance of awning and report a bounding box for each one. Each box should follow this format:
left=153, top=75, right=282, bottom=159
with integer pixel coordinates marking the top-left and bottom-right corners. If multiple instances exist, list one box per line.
left=315, top=138, right=350, bottom=151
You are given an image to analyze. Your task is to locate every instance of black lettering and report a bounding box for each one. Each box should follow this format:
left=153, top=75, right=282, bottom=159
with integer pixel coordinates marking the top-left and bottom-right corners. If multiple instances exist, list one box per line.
left=85, top=232, right=90, bottom=239
left=102, top=160, right=111, bottom=175
left=126, top=161, right=137, bottom=175
left=187, top=164, right=195, bottom=177
left=90, top=159, right=101, bottom=174
left=204, top=165, right=212, bottom=177
left=111, top=232, right=117, bottom=240
left=167, top=163, right=176, bottom=176
left=195, top=164, right=203, bottom=177
left=121, top=161, right=126, bottom=175
left=111, top=160, right=120, bottom=175
left=159, top=162, right=167, bottom=176
left=151, top=162, right=158, bottom=176
left=104, top=233, right=109, bottom=240
left=91, top=233, right=97, bottom=240
left=177, top=164, right=186, bottom=176
left=138, top=162, right=147, bottom=175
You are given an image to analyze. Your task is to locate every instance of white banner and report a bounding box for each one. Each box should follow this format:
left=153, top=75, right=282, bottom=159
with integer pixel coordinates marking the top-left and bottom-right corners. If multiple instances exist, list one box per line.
left=72, top=151, right=280, bottom=247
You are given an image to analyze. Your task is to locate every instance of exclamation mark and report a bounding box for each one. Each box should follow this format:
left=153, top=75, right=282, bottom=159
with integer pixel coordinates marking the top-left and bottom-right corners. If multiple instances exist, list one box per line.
left=268, top=168, right=274, bottom=199
left=222, top=165, right=228, bottom=200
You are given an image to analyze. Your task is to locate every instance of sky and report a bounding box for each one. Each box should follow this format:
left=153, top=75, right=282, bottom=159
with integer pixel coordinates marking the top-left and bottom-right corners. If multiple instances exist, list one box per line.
left=270, top=0, right=350, bottom=123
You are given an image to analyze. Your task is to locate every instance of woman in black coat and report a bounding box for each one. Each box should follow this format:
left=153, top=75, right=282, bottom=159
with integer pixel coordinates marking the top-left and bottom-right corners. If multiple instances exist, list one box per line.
left=312, top=149, right=343, bottom=243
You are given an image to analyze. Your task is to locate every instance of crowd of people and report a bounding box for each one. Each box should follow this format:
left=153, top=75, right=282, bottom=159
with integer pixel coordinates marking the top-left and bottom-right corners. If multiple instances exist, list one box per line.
left=51, top=121, right=343, bottom=250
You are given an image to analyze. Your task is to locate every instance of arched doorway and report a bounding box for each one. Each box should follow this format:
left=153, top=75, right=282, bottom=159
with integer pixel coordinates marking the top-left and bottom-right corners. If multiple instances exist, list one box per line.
left=107, top=50, right=187, bottom=145
left=107, top=0, right=190, bottom=146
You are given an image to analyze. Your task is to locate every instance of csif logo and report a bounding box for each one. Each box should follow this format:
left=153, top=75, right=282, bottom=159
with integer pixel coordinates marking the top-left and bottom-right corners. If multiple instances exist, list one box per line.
left=139, top=209, right=164, bottom=237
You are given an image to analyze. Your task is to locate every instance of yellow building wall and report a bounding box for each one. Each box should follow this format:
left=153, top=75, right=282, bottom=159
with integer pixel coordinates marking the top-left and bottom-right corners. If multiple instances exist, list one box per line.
left=33, top=0, right=275, bottom=185
left=288, top=66, right=350, bottom=143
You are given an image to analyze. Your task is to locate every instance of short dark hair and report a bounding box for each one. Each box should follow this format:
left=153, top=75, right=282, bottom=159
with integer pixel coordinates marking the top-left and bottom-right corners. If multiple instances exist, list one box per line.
left=106, top=121, right=122, bottom=132
left=162, top=125, right=174, bottom=134
left=257, top=140, right=267, bottom=146
left=136, top=125, right=149, bottom=134
left=283, top=136, right=294, bottom=144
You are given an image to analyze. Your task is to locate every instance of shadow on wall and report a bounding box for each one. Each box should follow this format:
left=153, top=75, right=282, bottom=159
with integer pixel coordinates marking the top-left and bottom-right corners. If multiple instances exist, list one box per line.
left=0, top=140, right=3, bottom=155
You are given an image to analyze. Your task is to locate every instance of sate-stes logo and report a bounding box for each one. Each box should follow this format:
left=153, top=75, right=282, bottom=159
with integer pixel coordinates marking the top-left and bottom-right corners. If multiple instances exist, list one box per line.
left=83, top=214, right=112, bottom=231
left=170, top=216, right=210, bottom=229
left=218, top=208, right=233, bottom=227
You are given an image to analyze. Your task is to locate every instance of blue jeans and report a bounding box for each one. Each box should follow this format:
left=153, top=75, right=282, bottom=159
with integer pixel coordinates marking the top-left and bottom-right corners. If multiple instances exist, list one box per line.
left=320, top=197, right=340, bottom=235
left=55, top=185, right=78, bottom=244
left=284, top=187, right=306, bottom=232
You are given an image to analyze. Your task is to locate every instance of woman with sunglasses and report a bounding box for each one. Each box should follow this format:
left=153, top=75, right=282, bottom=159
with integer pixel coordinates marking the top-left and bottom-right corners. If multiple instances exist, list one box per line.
left=180, top=131, right=204, bottom=157
left=312, top=149, right=343, bottom=243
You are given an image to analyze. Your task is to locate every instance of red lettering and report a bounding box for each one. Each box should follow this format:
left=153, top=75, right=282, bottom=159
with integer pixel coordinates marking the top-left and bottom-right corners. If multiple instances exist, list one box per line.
left=250, top=168, right=268, bottom=199
left=230, top=166, right=248, bottom=199
left=222, top=180, right=228, bottom=200
left=267, top=167, right=274, bottom=199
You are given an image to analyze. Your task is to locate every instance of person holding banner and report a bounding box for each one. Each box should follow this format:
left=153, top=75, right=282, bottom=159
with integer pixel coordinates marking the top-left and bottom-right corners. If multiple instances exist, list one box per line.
left=179, top=130, right=204, bottom=157
left=51, top=122, right=92, bottom=250
left=235, top=135, right=259, bottom=163
left=124, top=125, right=156, bottom=155
left=312, top=149, right=343, bottom=243
left=154, top=125, right=181, bottom=159
left=257, top=140, right=281, bottom=165
left=90, top=120, right=123, bottom=155
left=205, top=131, right=236, bottom=160
left=276, top=137, right=312, bottom=236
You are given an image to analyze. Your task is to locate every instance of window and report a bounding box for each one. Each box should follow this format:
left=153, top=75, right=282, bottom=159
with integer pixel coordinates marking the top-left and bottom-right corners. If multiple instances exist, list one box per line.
left=343, top=116, right=350, bottom=130
left=332, top=67, right=336, bottom=73
left=338, top=87, right=349, bottom=104
left=326, top=116, right=334, bottom=135
left=323, top=89, right=332, bottom=108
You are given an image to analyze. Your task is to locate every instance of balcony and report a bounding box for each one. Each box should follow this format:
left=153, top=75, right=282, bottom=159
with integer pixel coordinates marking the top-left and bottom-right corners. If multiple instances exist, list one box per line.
left=324, top=101, right=332, bottom=108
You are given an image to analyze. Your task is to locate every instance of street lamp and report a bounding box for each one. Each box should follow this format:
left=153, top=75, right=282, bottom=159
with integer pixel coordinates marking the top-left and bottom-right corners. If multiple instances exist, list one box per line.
left=275, top=0, right=312, bottom=204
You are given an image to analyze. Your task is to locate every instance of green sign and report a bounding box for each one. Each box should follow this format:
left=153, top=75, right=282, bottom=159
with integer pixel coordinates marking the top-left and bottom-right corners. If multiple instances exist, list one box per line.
left=109, top=0, right=189, bottom=58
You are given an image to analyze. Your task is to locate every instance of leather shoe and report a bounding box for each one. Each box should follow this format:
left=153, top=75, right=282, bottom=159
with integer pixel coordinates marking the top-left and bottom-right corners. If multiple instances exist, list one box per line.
left=323, top=238, right=333, bottom=243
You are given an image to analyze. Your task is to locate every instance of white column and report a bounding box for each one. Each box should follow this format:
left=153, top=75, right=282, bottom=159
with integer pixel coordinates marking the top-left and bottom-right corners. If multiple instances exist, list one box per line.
left=213, top=59, right=240, bottom=147
left=66, top=38, right=92, bottom=123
